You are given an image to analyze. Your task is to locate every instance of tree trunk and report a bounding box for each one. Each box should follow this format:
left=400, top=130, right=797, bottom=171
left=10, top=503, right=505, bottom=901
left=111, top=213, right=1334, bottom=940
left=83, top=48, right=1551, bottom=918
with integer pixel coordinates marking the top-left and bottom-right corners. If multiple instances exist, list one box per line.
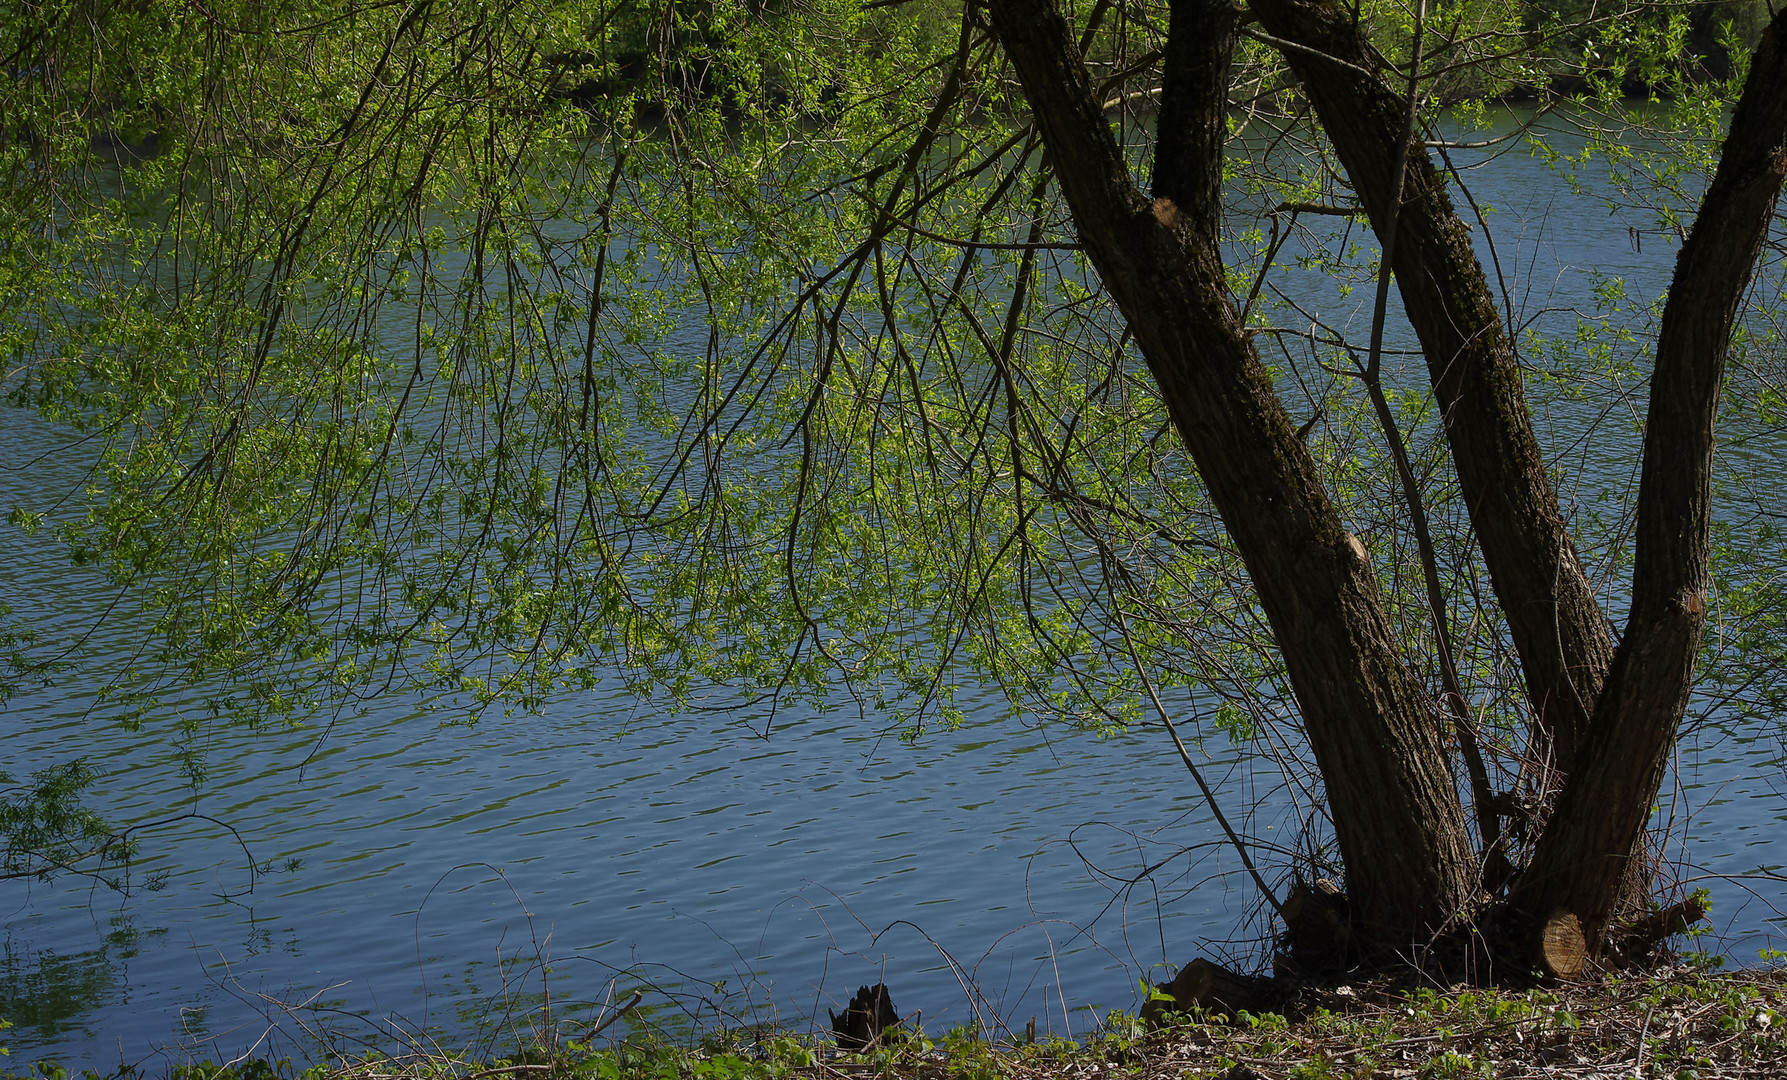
left=984, top=0, right=1476, bottom=946
left=1514, top=9, right=1787, bottom=947
left=1248, top=0, right=1616, bottom=785
left=1151, top=0, right=1238, bottom=239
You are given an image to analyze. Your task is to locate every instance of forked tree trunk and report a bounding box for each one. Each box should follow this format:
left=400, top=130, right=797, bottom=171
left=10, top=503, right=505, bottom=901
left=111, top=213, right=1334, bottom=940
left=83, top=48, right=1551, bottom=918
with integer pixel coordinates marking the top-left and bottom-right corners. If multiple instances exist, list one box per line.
left=985, top=0, right=1477, bottom=947
left=1515, top=12, right=1787, bottom=945
left=1248, top=0, right=1615, bottom=787
left=986, top=0, right=1787, bottom=966
left=1253, top=0, right=1787, bottom=952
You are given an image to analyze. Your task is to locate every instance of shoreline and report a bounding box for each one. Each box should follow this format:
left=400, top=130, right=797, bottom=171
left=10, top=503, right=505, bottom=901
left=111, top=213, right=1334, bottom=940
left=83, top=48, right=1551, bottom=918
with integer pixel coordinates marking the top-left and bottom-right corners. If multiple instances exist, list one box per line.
left=7, top=964, right=1782, bottom=1080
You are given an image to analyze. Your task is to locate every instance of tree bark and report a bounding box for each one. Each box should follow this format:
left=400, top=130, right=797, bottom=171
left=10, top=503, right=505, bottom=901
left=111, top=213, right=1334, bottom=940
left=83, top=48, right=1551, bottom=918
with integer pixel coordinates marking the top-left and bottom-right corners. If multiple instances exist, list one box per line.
left=1514, top=9, right=1787, bottom=945
left=985, top=0, right=1476, bottom=944
left=1249, top=0, right=1615, bottom=781
left=1279, top=876, right=1352, bottom=970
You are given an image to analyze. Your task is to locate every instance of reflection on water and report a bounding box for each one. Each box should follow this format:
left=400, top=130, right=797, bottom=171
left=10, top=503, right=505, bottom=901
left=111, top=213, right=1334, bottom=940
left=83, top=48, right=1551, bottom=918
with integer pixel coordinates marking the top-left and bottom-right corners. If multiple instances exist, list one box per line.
left=0, top=930, right=135, bottom=1044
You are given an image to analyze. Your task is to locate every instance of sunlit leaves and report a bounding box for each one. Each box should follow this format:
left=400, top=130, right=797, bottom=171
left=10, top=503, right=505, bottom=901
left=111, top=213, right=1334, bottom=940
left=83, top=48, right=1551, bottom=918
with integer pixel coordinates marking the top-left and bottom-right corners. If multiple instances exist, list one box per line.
left=3, top=0, right=1784, bottom=798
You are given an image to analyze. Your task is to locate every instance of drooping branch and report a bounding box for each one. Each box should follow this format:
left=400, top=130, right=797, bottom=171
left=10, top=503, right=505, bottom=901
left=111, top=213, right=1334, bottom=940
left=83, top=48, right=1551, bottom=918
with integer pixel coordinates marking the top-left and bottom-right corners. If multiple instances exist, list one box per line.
left=1515, top=9, right=1787, bottom=941
left=984, top=0, right=1475, bottom=942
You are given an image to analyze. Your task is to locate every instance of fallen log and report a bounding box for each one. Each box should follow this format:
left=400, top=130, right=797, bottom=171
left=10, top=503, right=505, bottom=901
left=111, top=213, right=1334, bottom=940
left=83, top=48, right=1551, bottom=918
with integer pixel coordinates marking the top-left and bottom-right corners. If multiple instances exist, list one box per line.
left=1140, top=958, right=1278, bottom=1024
left=1607, top=894, right=1709, bottom=967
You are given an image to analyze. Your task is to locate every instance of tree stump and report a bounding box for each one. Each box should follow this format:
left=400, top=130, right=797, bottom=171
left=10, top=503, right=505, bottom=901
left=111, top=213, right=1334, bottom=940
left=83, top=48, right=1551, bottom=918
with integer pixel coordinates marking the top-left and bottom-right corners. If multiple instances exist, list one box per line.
left=1278, top=877, right=1352, bottom=974
left=831, top=983, right=900, bottom=1050
left=1140, top=958, right=1278, bottom=1024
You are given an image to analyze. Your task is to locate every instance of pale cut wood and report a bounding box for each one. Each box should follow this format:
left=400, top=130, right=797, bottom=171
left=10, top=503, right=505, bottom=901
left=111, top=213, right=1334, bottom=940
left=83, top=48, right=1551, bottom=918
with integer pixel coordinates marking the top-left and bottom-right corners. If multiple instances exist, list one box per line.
left=1536, top=910, right=1587, bottom=982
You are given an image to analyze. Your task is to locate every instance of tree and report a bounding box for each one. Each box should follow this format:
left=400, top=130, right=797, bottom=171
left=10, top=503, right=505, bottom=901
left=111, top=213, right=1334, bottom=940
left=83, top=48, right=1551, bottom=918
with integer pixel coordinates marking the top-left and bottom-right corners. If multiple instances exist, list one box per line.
left=3, top=0, right=1784, bottom=979
left=986, top=0, right=1787, bottom=966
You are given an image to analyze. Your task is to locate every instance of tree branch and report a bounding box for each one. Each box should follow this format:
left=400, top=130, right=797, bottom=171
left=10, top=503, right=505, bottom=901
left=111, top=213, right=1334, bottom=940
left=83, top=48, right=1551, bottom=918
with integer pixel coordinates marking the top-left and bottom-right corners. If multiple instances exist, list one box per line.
left=985, top=0, right=1476, bottom=941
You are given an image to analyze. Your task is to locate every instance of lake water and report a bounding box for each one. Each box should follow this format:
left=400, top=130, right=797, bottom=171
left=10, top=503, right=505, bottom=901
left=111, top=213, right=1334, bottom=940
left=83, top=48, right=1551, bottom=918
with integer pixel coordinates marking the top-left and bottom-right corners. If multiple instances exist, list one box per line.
left=3, top=110, right=1786, bottom=1068
left=0, top=519, right=1303, bottom=1065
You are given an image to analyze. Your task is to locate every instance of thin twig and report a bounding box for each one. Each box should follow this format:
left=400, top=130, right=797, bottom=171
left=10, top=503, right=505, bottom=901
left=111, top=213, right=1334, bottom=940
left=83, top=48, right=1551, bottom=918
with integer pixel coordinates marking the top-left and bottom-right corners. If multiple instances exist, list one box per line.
left=1114, top=606, right=1288, bottom=924
left=581, top=989, right=644, bottom=1041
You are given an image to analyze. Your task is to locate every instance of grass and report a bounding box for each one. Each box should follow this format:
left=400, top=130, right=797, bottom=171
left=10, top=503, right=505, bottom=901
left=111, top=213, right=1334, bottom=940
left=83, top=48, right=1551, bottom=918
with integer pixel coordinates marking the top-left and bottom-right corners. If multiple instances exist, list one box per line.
left=4, top=964, right=1783, bottom=1080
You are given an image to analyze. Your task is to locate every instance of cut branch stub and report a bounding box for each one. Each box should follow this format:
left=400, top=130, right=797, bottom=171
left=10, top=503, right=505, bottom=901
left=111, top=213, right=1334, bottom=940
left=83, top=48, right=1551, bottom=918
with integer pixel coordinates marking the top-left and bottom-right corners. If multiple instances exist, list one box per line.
left=1535, top=910, right=1587, bottom=983
left=1278, top=877, right=1353, bottom=974
left=1607, top=895, right=1709, bottom=968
